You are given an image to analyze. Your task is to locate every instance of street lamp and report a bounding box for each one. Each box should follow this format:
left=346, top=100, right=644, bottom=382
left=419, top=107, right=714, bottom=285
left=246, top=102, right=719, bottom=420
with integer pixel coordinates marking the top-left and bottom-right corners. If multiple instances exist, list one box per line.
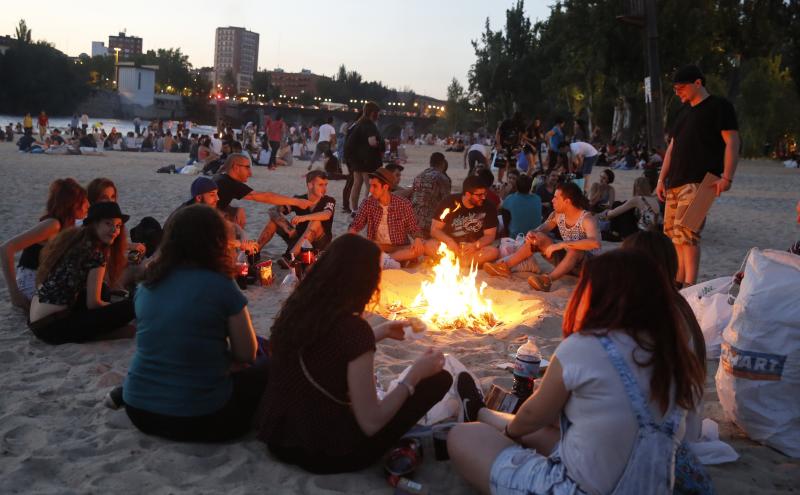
left=113, top=47, right=121, bottom=89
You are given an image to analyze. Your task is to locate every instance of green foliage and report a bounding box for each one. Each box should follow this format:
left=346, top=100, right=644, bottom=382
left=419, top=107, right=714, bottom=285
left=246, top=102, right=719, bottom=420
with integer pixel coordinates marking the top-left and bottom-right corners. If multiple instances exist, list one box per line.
left=131, top=48, right=192, bottom=93
left=443, top=78, right=474, bottom=134
left=736, top=56, right=800, bottom=156
left=316, top=64, right=400, bottom=105
left=252, top=70, right=277, bottom=99
left=220, top=69, right=237, bottom=96
left=466, top=0, right=800, bottom=153
left=0, top=41, right=88, bottom=114
left=15, top=19, right=31, bottom=44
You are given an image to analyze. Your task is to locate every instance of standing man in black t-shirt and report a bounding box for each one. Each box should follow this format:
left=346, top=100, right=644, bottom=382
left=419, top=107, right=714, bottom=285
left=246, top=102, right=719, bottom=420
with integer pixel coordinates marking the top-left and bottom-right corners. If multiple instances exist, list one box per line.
left=212, top=153, right=313, bottom=240
left=656, top=65, right=740, bottom=287
left=258, top=170, right=336, bottom=263
left=425, top=175, right=500, bottom=265
left=345, top=102, right=385, bottom=212
left=494, top=112, right=525, bottom=183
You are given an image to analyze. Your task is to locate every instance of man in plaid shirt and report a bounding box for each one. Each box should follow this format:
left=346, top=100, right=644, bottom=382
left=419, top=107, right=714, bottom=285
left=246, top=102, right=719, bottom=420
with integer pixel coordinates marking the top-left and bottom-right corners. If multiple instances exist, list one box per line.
left=349, top=167, right=424, bottom=267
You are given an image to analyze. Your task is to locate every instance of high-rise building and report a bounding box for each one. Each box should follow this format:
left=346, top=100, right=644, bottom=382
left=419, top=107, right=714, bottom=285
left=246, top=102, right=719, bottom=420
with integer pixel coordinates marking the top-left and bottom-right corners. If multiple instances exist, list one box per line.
left=91, top=41, right=107, bottom=57
left=108, top=31, right=142, bottom=59
left=214, top=26, right=259, bottom=94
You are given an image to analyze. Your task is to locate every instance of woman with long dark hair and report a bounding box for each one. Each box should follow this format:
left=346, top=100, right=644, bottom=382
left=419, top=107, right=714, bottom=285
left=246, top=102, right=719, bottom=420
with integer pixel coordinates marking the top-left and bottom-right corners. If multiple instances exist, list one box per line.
left=28, top=202, right=134, bottom=344
left=449, top=250, right=706, bottom=494
left=257, top=234, right=451, bottom=473
left=621, top=229, right=707, bottom=443
left=122, top=204, right=267, bottom=442
left=1, top=178, right=88, bottom=309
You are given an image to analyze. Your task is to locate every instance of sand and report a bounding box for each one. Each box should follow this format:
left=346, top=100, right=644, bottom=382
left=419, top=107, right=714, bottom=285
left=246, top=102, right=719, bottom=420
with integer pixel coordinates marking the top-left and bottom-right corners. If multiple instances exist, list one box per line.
left=0, top=142, right=798, bottom=494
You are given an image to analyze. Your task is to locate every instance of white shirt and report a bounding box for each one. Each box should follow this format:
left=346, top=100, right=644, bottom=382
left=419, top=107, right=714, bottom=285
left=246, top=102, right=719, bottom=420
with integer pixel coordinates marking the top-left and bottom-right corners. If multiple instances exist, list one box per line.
left=318, top=123, right=335, bottom=143
left=257, top=149, right=271, bottom=165
left=210, top=137, right=222, bottom=154
left=374, top=204, right=391, bottom=245
left=569, top=141, right=599, bottom=158
left=468, top=143, right=489, bottom=155
left=554, top=332, right=683, bottom=495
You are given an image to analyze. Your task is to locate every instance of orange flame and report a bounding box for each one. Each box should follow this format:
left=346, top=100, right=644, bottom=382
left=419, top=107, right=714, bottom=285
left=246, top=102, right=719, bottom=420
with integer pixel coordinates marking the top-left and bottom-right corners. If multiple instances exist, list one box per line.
left=412, top=243, right=498, bottom=331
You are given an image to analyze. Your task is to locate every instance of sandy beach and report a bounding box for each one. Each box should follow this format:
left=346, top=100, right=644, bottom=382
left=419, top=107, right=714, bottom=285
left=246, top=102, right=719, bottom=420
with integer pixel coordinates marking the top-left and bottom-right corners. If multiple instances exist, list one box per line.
left=0, top=142, right=798, bottom=494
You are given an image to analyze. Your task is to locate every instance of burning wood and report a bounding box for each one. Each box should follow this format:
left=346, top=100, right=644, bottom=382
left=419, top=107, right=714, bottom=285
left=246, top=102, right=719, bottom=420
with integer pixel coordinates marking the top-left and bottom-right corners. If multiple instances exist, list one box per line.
left=385, top=243, right=501, bottom=333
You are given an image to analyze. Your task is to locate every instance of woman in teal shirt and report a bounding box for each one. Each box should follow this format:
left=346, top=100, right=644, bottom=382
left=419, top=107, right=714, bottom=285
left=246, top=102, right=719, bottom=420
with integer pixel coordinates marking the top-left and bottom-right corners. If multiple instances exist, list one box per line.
left=122, top=204, right=267, bottom=442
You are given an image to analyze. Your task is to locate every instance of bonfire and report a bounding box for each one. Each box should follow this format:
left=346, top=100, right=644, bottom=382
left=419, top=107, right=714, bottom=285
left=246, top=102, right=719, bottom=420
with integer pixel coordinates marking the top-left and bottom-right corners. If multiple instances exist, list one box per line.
left=386, top=243, right=500, bottom=333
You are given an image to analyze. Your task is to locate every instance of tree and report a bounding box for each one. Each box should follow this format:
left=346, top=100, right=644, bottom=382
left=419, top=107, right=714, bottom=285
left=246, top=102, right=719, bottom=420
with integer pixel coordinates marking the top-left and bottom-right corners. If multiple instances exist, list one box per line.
left=221, top=69, right=237, bottom=96
left=131, top=48, right=192, bottom=93
left=0, top=42, right=89, bottom=114
left=15, top=19, right=31, bottom=44
left=444, top=78, right=472, bottom=134
left=251, top=70, right=277, bottom=100
left=465, top=0, right=800, bottom=153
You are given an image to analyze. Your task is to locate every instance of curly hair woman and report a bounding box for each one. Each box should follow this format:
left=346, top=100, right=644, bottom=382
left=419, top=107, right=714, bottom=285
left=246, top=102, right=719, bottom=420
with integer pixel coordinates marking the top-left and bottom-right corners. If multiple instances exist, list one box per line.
left=122, top=204, right=267, bottom=442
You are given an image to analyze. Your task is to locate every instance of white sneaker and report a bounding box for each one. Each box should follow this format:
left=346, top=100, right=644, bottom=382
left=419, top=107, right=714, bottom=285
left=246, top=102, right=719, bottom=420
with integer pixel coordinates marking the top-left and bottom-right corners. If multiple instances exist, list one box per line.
left=381, top=253, right=401, bottom=270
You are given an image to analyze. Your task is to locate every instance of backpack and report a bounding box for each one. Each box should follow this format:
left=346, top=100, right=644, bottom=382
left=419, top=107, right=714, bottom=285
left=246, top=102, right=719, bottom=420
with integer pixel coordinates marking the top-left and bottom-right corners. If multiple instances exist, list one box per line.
left=342, top=122, right=360, bottom=164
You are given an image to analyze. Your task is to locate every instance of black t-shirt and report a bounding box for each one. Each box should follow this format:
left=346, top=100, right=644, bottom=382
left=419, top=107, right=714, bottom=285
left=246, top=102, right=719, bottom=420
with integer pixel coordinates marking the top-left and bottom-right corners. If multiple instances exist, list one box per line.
left=213, top=174, right=253, bottom=210
left=347, top=120, right=383, bottom=172
left=498, top=119, right=524, bottom=148
left=257, top=314, right=376, bottom=456
left=51, top=135, right=65, bottom=145
left=283, top=194, right=336, bottom=238
left=668, top=95, right=738, bottom=188
left=434, top=194, right=499, bottom=243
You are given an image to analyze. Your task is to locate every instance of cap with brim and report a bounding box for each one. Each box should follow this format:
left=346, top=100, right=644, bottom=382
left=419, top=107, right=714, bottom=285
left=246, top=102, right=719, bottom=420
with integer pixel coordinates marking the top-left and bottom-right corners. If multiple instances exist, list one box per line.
left=673, top=65, right=705, bottom=84
left=190, top=176, right=218, bottom=199
left=368, top=167, right=398, bottom=188
left=84, top=202, right=130, bottom=224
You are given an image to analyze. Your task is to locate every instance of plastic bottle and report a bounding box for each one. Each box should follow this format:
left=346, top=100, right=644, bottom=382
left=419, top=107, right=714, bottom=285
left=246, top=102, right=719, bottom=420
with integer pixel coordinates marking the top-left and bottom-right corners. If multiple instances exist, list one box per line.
left=727, top=271, right=744, bottom=305
left=279, top=272, right=299, bottom=293
left=512, top=338, right=541, bottom=404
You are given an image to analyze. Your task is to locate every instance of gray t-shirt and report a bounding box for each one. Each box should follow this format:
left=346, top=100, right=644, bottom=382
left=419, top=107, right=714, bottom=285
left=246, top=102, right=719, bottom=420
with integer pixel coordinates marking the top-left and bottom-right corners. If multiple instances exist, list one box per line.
left=554, top=331, right=683, bottom=495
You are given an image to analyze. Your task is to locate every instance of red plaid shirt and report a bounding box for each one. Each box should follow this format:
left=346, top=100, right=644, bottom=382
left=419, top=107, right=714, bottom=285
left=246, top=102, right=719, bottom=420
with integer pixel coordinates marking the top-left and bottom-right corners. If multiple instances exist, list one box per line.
left=350, top=194, right=421, bottom=246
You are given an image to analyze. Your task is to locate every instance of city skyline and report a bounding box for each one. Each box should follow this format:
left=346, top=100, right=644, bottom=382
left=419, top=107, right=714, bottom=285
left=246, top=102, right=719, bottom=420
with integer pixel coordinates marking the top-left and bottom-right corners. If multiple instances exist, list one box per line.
left=3, top=0, right=550, bottom=100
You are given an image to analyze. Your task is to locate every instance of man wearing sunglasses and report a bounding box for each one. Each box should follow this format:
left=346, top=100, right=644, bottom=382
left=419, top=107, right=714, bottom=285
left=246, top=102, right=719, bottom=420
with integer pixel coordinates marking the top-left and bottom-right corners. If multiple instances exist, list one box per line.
left=426, top=175, right=500, bottom=266
left=213, top=153, right=313, bottom=239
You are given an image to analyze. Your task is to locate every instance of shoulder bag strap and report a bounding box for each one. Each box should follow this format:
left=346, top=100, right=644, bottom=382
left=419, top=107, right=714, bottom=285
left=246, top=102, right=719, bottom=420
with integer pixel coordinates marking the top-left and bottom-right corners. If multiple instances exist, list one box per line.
left=299, top=352, right=352, bottom=407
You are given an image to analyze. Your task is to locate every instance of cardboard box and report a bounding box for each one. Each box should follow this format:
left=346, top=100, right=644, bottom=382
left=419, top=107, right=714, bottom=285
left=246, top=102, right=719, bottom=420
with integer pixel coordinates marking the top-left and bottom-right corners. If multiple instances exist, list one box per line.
left=485, top=384, right=522, bottom=413
left=676, top=173, right=719, bottom=232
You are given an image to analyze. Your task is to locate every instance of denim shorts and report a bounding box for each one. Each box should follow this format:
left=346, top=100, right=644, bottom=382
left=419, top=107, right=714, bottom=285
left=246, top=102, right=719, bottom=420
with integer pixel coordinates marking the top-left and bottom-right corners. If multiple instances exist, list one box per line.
left=490, top=444, right=587, bottom=495
left=581, top=155, right=598, bottom=176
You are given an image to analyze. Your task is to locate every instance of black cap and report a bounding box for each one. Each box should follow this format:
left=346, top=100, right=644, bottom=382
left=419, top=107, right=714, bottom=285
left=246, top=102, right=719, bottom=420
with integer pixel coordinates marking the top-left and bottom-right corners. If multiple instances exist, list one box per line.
left=673, top=65, right=705, bottom=85
left=84, top=202, right=130, bottom=224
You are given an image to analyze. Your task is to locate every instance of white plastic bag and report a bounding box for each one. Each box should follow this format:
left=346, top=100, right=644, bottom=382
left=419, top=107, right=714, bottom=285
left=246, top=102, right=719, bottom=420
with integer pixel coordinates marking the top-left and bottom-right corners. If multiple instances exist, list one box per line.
left=680, top=276, right=734, bottom=359
left=499, top=234, right=525, bottom=258
left=179, top=164, right=200, bottom=175
left=388, top=354, right=481, bottom=425
left=715, top=248, right=800, bottom=458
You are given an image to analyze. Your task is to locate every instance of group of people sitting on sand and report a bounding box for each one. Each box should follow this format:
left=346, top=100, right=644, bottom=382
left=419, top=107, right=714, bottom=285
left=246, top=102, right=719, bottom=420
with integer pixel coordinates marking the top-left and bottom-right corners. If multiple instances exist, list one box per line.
left=3, top=107, right=740, bottom=493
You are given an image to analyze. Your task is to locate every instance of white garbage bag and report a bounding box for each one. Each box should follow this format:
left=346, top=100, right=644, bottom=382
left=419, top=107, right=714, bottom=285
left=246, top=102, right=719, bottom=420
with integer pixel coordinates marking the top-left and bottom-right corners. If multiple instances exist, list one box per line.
left=388, top=354, right=481, bottom=425
left=715, top=248, right=800, bottom=458
left=680, top=276, right=734, bottom=359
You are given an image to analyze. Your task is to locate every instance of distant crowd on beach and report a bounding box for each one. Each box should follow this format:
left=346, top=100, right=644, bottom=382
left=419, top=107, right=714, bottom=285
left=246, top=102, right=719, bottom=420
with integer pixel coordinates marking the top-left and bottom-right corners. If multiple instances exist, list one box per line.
left=2, top=65, right=798, bottom=494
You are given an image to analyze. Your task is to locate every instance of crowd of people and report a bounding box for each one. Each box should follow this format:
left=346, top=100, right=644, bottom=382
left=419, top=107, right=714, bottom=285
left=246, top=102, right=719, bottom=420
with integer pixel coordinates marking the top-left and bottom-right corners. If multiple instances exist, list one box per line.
left=5, top=65, right=783, bottom=493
